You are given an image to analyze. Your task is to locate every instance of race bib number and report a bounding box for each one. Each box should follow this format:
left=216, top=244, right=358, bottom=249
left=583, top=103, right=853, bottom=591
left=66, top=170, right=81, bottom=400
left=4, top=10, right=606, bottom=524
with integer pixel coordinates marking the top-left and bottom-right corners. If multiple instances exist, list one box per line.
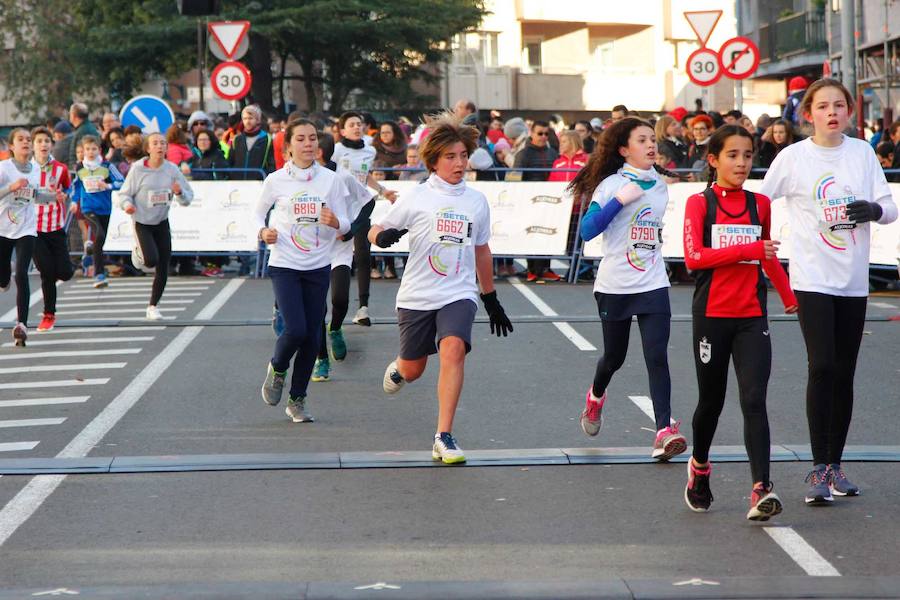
left=711, top=224, right=762, bottom=264
left=629, top=224, right=659, bottom=251
left=35, top=187, right=57, bottom=205
left=84, top=176, right=106, bottom=193
left=13, top=186, right=35, bottom=202
left=430, top=212, right=472, bottom=246
left=819, top=195, right=855, bottom=232
left=292, top=199, right=323, bottom=224
left=148, top=189, right=172, bottom=206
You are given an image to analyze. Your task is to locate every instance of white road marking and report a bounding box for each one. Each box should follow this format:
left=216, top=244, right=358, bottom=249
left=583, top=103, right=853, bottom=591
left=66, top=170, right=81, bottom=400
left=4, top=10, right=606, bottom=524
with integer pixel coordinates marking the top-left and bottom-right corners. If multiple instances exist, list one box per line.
left=0, top=378, right=109, bottom=390
left=0, top=418, right=66, bottom=428
left=62, top=292, right=203, bottom=299
left=33, top=326, right=164, bottom=335
left=63, top=316, right=176, bottom=322
left=56, top=307, right=186, bottom=315
left=0, top=288, right=43, bottom=323
left=70, top=281, right=213, bottom=288
left=628, top=395, right=676, bottom=427
left=870, top=301, right=896, bottom=309
left=0, top=279, right=242, bottom=547
left=508, top=277, right=597, bottom=351
left=765, top=526, right=841, bottom=576
left=0, top=442, right=39, bottom=452
left=0, top=397, right=89, bottom=408
left=56, top=300, right=194, bottom=308
left=2, top=337, right=154, bottom=347
left=0, top=363, right=126, bottom=375
left=0, top=349, right=141, bottom=361
left=195, top=279, right=244, bottom=320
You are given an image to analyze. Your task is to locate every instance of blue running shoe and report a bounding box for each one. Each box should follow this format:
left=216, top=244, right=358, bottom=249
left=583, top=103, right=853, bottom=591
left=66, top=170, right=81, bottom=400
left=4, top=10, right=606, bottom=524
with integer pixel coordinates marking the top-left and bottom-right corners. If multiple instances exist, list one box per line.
left=805, top=464, right=833, bottom=505
left=329, top=328, right=347, bottom=361
left=829, top=464, right=860, bottom=497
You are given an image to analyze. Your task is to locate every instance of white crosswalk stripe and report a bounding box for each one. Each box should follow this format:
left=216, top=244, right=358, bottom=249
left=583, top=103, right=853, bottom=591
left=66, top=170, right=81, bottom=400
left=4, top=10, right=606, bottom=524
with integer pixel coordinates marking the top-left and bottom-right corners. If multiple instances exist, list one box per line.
left=0, top=349, right=142, bottom=361
left=3, top=337, right=154, bottom=347
left=0, top=363, right=126, bottom=375
left=33, top=326, right=164, bottom=335
left=0, top=442, right=40, bottom=452
left=55, top=307, right=187, bottom=315
left=0, top=418, right=67, bottom=428
left=0, top=397, right=89, bottom=408
left=56, top=300, right=195, bottom=308
left=0, top=378, right=110, bottom=390
left=62, top=292, right=203, bottom=299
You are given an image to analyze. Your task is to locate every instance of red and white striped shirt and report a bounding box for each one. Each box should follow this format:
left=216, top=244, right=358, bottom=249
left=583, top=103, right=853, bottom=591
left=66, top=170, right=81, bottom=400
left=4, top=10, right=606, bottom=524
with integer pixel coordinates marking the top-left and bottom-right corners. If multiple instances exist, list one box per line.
left=35, top=159, right=71, bottom=233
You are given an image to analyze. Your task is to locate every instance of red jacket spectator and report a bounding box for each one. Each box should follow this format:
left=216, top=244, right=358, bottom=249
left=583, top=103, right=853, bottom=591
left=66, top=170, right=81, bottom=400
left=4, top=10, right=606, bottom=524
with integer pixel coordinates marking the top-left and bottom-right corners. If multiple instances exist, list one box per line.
left=548, top=149, right=588, bottom=182
left=166, top=143, right=194, bottom=166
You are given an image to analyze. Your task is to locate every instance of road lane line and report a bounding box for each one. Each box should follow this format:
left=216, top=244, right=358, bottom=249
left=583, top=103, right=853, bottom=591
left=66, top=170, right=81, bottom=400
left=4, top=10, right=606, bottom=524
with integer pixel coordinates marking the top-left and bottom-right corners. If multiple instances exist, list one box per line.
left=0, top=288, right=43, bottom=323
left=55, top=307, right=186, bottom=315
left=508, top=277, right=596, bottom=351
left=0, top=349, right=141, bottom=361
left=62, top=292, right=203, bottom=299
left=2, top=337, right=154, bottom=347
left=0, top=378, right=109, bottom=390
left=0, top=363, right=126, bottom=375
left=56, top=300, right=194, bottom=308
left=0, top=442, right=39, bottom=452
left=764, top=527, right=841, bottom=576
left=870, top=301, right=896, bottom=309
left=70, top=280, right=214, bottom=288
left=0, top=278, right=243, bottom=547
left=0, top=418, right=66, bottom=428
left=628, top=395, right=675, bottom=427
left=34, top=326, right=164, bottom=335
left=195, top=279, right=243, bottom=319
left=0, top=397, right=89, bottom=408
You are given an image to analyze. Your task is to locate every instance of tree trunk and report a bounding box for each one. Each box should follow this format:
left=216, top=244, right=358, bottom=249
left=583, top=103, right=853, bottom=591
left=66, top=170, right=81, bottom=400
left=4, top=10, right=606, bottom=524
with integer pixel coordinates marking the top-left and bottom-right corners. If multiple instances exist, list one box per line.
left=298, top=54, right=317, bottom=112
left=278, top=51, right=288, bottom=112
left=246, top=32, right=274, bottom=112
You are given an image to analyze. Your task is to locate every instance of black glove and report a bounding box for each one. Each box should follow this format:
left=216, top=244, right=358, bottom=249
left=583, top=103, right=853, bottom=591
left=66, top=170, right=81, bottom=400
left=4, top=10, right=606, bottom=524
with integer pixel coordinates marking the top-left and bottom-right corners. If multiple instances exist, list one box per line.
left=480, top=291, right=513, bottom=337
left=846, top=200, right=883, bottom=224
left=374, top=228, right=407, bottom=248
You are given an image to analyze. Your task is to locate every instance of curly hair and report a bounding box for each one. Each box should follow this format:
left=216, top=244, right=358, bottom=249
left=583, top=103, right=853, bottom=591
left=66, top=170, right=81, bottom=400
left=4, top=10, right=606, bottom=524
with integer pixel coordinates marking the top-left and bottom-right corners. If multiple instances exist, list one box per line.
left=418, top=111, right=478, bottom=172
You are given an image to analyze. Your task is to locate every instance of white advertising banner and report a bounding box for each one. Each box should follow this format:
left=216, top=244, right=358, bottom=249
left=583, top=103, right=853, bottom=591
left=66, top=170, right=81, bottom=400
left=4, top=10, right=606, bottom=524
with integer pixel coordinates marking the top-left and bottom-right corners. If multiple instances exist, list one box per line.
left=101, top=178, right=899, bottom=266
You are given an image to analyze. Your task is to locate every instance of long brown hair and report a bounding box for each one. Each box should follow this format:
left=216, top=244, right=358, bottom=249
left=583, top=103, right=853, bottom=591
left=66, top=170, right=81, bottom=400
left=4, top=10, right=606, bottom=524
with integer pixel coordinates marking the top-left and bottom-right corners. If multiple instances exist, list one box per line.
left=567, top=117, right=682, bottom=200
left=799, top=78, right=855, bottom=120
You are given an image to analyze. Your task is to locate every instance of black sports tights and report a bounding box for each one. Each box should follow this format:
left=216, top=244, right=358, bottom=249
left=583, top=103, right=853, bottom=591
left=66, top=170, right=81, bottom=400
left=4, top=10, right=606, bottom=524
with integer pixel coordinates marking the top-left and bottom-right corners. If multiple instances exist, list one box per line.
left=33, top=229, right=75, bottom=315
left=795, top=291, right=867, bottom=466
left=318, top=265, right=351, bottom=359
left=134, top=220, right=172, bottom=306
left=353, top=223, right=371, bottom=308
left=592, top=312, right=672, bottom=430
left=691, top=315, right=772, bottom=484
left=0, top=235, right=36, bottom=324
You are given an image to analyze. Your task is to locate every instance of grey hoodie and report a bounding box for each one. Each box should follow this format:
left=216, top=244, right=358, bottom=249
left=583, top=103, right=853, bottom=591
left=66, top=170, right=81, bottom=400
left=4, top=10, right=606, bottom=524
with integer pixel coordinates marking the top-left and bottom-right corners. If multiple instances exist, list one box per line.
left=118, top=160, right=193, bottom=225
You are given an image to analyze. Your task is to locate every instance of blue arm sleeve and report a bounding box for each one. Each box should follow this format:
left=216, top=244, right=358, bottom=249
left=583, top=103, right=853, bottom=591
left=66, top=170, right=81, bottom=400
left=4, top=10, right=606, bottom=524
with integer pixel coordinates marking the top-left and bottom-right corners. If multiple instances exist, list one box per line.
left=108, top=164, right=125, bottom=190
left=580, top=199, right=624, bottom=241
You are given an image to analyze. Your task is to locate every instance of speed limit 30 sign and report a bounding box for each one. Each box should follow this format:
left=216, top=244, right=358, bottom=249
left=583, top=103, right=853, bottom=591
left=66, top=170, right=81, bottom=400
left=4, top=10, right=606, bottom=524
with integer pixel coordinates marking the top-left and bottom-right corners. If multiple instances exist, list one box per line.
left=211, top=61, right=252, bottom=101
left=687, top=47, right=722, bottom=86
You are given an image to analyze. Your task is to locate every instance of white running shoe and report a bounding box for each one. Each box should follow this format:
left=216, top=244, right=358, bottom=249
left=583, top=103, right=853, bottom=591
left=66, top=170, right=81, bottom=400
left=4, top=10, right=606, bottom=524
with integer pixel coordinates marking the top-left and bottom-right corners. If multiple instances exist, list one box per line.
left=383, top=360, right=405, bottom=394
left=145, top=305, right=163, bottom=320
left=131, top=245, right=155, bottom=274
left=432, top=432, right=466, bottom=464
left=352, top=305, right=371, bottom=326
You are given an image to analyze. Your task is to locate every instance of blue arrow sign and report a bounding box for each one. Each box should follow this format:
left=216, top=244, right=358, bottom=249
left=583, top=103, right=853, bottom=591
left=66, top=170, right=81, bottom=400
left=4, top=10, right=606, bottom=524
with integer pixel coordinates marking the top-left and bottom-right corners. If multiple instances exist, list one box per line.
left=119, top=95, right=175, bottom=134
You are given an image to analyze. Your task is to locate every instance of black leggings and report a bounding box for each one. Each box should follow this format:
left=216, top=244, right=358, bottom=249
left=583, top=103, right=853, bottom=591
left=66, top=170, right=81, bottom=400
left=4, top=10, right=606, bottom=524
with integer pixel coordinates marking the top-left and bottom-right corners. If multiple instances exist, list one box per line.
left=318, top=265, right=351, bottom=359
left=691, top=315, right=772, bottom=484
left=134, top=220, right=172, bottom=306
left=796, top=291, right=867, bottom=466
left=353, top=223, right=371, bottom=307
left=0, top=235, right=36, bottom=324
left=592, top=313, right=672, bottom=430
left=33, top=229, right=75, bottom=315
left=82, top=213, right=109, bottom=274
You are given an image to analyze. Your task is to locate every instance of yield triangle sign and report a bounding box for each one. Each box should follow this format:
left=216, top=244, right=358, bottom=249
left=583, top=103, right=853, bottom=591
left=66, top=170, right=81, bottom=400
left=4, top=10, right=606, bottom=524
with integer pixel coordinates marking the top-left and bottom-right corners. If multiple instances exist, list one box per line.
left=208, top=21, right=250, bottom=59
left=684, top=10, right=722, bottom=47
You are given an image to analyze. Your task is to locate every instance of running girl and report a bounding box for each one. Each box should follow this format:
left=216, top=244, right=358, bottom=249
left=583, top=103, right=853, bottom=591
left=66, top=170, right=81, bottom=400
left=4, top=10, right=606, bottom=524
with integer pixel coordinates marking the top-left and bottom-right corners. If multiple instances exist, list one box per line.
left=760, top=78, right=897, bottom=505
left=117, top=132, right=193, bottom=320
left=682, top=125, right=798, bottom=520
left=31, top=126, right=74, bottom=332
left=369, top=113, right=513, bottom=464
left=257, top=119, right=351, bottom=422
left=71, top=135, right=124, bottom=289
left=0, top=128, right=40, bottom=345
left=569, top=117, right=687, bottom=460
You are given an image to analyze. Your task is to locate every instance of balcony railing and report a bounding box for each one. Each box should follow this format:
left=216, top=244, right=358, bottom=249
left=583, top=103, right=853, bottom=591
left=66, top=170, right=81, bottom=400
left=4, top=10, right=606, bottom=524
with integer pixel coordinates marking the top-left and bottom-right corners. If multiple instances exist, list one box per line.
left=758, top=10, right=827, bottom=63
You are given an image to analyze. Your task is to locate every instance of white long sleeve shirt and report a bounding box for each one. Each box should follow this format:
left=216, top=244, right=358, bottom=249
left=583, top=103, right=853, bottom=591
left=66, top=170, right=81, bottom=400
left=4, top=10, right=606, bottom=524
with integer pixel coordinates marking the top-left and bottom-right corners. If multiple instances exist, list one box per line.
left=760, top=135, right=898, bottom=296
left=254, top=162, right=350, bottom=271
left=0, top=159, right=41, bottom=239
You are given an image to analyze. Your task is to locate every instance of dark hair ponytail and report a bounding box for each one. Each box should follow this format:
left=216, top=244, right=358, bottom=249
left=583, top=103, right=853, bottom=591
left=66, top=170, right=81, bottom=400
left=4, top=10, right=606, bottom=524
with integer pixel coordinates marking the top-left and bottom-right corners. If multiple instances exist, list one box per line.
left=653, top=163, right=688, bottom=181
left=703, top=124, right=754, bottom=188
left=567, top=117, right=652, bottom=201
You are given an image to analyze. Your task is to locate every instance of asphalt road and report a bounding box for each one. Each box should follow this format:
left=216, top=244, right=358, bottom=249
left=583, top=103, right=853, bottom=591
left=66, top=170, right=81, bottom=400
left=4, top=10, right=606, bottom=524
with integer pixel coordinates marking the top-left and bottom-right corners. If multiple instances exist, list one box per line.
left=0, top=271, right=898, bottom=598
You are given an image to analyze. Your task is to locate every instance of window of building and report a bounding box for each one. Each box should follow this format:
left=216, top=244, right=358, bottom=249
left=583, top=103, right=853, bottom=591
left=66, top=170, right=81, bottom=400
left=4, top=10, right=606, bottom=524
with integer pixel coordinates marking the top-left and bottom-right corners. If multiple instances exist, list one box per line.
left=589, top=37, right=614, bottom=67
left=523, top=38, right=542, bottom=73
left=480, top=32, right=499, bottom=68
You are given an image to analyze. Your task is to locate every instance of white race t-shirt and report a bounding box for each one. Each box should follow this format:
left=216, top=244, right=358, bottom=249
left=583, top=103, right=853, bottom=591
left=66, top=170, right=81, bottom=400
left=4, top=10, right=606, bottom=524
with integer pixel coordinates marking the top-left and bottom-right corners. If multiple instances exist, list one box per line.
left=376, top=174, right=490, bottom=310
left=254, top=162, right=350, bottom=271
left=591, top=164, right=671, bottom=294
left=332, top=142, right=377, bottom=188
left=0, top=159, right=41, bottom=239
left=331, top=170, right=372, bottom=269
left=760, top=135, right=897, bottom=296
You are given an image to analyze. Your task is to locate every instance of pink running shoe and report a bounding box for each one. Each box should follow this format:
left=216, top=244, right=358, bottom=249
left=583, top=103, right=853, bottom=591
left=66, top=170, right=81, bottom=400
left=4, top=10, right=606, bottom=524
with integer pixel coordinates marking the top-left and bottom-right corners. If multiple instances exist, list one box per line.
left=652, top=420, right=687, bottom=461
left=580, top=389, right=605, bottom=437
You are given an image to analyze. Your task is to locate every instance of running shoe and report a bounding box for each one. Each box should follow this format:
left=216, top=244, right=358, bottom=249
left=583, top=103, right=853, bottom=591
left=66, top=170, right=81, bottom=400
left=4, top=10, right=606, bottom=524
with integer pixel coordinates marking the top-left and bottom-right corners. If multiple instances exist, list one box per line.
left=329, top=328, right=347, bottom=361
left=261, top=362, right=286, bottom=406
left=804, top=464, right=834, bottom=505
left=383, top=268, right=397, bottom=280
left=432, top=432, right=466, bottom=464
left=285, top=395, right=314, bottom=423
left=272, top=306, right=285, bottom=337
left=311, top=357, right=330, bottom=382
left=201, top=265, right=223, bottom=277
left=382, top=360, right=405, bottom=394
left=131, top=245, right=155, bottom=274
left=352, top=306, right=371, bottom=327
left=829, top=464, right=860, bottom=497
left=684, top=459, right=713, bottom=512
left=541, top=269, right=563, bottom=282
left=652, top=421, right=687, bottom=460
left=526, top=272, right=539, bottom=283
left=81, top=254, right=93, bottom=278
left=370, top=267, right=382, bottom=279
left=145, top=305, right=163, bottom=320
left=747, top=482, right=783, bottom=521
left=93, top=273, right=108, bottom=288
left=12, top=323, right=27, bottom=347
left=580, top=389, right=605, bottom=437
left=37, top=313, right=56, bottom=332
